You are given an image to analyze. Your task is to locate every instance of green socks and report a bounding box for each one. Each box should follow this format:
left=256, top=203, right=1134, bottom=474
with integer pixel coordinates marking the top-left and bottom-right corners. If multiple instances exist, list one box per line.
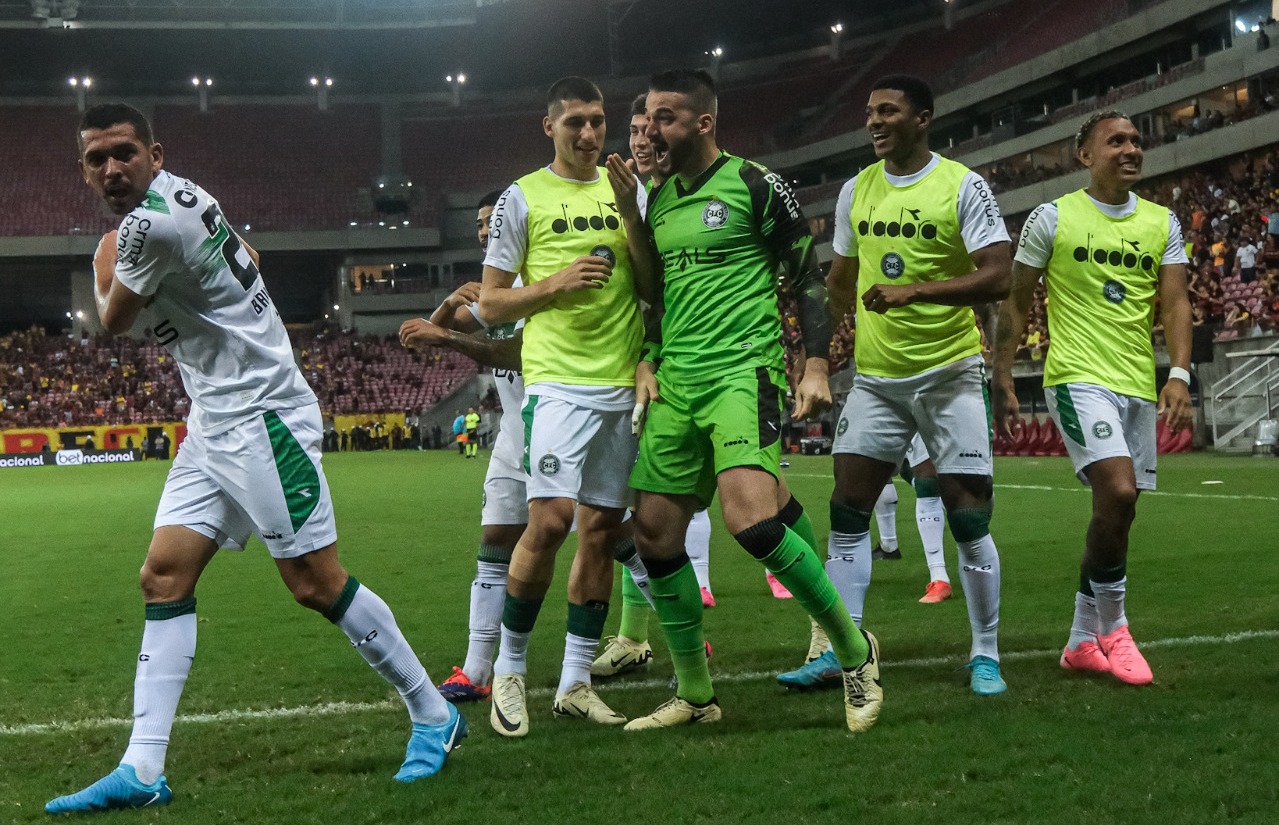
left=648, top=558, right=714, bottom=703
left=763, top=526, right=869, bottom=668
left=618, top=568, right=650, bottom=643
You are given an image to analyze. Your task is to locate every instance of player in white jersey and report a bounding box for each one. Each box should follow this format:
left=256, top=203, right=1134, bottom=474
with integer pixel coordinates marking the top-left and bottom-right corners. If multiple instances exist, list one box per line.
left=399, top=191, right=526, bottom=703
left=46, top=105, right=463, bottom=816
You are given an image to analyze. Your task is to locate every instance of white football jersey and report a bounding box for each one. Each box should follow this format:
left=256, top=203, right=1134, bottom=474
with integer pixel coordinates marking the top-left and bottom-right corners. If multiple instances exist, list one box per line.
left=113, top=170, right=316, bottom=436
left=467, top=277, right=526, bottom=480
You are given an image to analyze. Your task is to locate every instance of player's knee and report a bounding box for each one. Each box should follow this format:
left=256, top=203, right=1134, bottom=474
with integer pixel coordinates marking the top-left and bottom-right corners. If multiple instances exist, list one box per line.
left=829, top=500, right=872, bottom=535
left=139, top=561, right=193, bottom=603
left=733, top=517, right=786, bottom=560
left=946, top=503, right=993, bottom=542
left=1096, top=483, right=1138, bottom=522
left=289, top=579, right=334, bottom=613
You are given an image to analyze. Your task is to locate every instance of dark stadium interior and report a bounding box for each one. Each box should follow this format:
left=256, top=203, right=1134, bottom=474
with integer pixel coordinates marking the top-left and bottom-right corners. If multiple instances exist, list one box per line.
left=1, top=0, right=1276, bottom=453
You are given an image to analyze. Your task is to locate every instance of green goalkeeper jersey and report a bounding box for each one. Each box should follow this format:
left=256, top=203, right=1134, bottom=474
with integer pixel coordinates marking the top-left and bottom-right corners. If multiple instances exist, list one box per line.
left=646, top=151, right=808, bottom=379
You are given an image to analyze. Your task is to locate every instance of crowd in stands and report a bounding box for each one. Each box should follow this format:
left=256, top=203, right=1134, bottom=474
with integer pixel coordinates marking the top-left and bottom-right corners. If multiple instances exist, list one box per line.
left=0, top=326, right=188, bottom=429
left=0, top=327, right=479, bottom=430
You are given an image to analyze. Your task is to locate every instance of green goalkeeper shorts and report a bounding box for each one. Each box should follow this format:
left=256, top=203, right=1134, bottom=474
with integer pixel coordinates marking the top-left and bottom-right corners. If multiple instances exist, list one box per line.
left=630, top=365, right=784, bottom=506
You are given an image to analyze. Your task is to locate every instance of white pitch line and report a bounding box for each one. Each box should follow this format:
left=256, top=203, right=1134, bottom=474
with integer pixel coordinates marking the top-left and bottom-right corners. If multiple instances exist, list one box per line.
left=4, top=629, right=1276, bottom=738
left=786, top=473, right=1279, bottom=502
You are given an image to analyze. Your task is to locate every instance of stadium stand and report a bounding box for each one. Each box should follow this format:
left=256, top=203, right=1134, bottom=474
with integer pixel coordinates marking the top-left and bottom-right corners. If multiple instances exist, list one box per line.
left=0, top=327, right=479, bottom=428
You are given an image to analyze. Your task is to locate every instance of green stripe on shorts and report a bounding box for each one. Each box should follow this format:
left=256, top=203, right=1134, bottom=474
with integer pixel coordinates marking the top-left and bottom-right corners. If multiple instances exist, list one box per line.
left=263, top=410, right=321, bottom=532
left=521, top=394, right=538, bottom=476
left=1054, top=385, right=1087, bottom=446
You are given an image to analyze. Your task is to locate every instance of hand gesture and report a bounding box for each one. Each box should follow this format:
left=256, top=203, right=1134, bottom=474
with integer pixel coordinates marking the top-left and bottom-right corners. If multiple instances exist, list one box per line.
left=633, top=359, right=660, bottom=436
left=1157, top=376, right=1193, bottom=433
left=791, top=363, right=832, bottom=421
left=399, top=318, right=448, bottom=350
left=992, top=376, right=1021, bottom=441
left=549, top=256, right=612, bottom=296
left=446, top=281, right=482, bottom=309
left=605, top=153, right=641, bottom=223
left=861, top=283, right=917, bottom=314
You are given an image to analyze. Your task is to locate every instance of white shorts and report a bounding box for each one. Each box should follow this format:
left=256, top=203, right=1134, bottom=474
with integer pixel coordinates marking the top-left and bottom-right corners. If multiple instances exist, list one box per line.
left=904, top=433, right=931, bottom=468
left=833, top=355, right=992, bottom=475
left=154, top=403, right=338, bottom=559
left=523, top=395, right=636, bottom=509
left=1044, top=383, right=1157, bottom=490
left=482, top=473, right=529, bottom=526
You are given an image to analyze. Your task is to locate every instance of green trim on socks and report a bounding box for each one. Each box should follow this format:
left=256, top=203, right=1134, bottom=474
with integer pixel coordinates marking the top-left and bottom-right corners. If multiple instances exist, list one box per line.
left=567, top=600, right=609, bottom=639
left=763, top=526, right=869, bottom=668
left=914, top=476, right=940, bottom=498
left=1086, top=561, right=1127, bottom=584
left=144, top=596, right=197, bottom=621
left=648, top=560, right=713, bottom=703
left=478, top=542, right=514, bottom=564
left=502, top=592, right=544, bottom=634
left=830, top=501, right=872, bottom=534
left=618, top=569, right=650, bottom=643
left=323, top=576, right=360, bottom=623
left=947, top=505, right=992, bottom=542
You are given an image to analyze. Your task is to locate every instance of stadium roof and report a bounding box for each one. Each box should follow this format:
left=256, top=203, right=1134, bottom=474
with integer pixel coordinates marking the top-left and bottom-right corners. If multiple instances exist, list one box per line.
left=0, top=0, right=945, bottom=96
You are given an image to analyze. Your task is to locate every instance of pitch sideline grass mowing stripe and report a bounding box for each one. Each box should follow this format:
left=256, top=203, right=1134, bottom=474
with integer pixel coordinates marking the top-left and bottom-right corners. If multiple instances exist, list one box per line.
left=787, top=474, right=1279, bottom=503
left=5, top=628, right=1274, bottom=738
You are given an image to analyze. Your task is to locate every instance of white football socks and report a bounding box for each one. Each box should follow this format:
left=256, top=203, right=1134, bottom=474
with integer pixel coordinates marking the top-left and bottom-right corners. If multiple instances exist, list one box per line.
left=1090, top=576, right=1129, bottom=636
left=957, top=534, right=1001, bottom=661
left=917, top=495, right=949, bottom=583
left=335, top=584, right=449, bottom=726
left=873, top=483, right=899, bottom=551
left=494, top=624, right=532, bottom=677
left=558, top=633, right=599, bottom=695
left=462, top=560, right=508, bottom=686
left=826, top=529, right=873, bottom=627
left=121, top=611, right=197, bottom=786
left=1067, top=591, right=1102, bottom=649
left=686, top=509, right=713, bottom=593
left=614, top=544, right=657, bottom=610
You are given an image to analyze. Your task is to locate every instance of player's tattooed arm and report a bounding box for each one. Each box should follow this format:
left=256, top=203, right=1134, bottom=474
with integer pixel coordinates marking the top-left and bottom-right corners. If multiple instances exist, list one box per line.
left=1156, top=262, right=1194, bottom=432
left=782, top=235, right=833, bottom=420
left=991, top=260, right=1042, bottom=439
left=783, top=235, right=832, bottom=361
left=399, top=320, right=522, bottom=371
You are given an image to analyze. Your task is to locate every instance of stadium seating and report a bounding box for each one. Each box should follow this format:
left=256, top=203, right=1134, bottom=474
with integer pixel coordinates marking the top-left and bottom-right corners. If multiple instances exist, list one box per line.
left=0, top=327, right=479, bottom=429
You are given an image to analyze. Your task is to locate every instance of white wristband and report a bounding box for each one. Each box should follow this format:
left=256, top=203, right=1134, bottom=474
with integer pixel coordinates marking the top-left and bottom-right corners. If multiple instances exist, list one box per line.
left=1167, top=366, right=1191, bottom=385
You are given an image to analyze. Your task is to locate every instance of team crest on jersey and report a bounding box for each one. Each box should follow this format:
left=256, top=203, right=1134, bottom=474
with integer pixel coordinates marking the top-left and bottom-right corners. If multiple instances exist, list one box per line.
left=1092, top=421, right=1114, bottom=439
left=836, top=417, right=849, bottom=436
left=538, top=454, right=561, bottom=476
left=1102, top=280, right=1127, bottom=304
left=880, top=252, right=905, bottom=280
left=702, top=199, right=730, bottom=229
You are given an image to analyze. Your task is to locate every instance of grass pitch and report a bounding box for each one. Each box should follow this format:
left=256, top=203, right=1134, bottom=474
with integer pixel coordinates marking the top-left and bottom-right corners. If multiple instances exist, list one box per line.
left=2, top=451, right=1277, bottom=824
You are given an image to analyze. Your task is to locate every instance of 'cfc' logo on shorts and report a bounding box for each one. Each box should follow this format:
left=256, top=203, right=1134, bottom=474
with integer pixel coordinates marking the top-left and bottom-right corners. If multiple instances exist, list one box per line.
left=836, top=417, right=849, bottom=436
left=1092, top=421, right=1114, bottom=439
left=538, top=454, right=561, bottom=476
